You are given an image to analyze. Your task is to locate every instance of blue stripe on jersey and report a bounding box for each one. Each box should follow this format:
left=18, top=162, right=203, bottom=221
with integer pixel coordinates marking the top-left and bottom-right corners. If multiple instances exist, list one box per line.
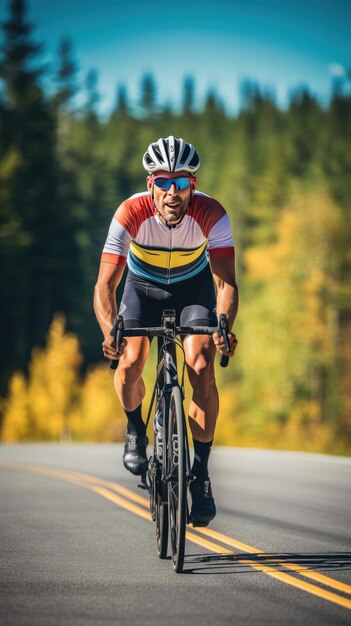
left=127, top=252, right=209, bottom=285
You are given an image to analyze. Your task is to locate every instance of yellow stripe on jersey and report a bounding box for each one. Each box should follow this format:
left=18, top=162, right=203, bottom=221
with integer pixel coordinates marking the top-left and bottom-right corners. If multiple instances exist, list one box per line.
left=129, top=240, right=208, bottom=269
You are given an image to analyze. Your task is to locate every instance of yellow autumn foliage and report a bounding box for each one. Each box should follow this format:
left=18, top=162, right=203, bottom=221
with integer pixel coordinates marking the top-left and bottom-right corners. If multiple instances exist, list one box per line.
left=2, top=314, right=82, bottom=441
left=70, top=364, right=125, bottom=441
left=1, top=314, right=157, bottom=443
left=233, top=186, right=343, bottom=450
left=1, top=371, right=29, bottom=442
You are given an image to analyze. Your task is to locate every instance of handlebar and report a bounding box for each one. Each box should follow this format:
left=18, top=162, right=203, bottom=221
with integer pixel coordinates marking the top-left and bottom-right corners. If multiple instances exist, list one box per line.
left=109, top=313, right=232, bottom=370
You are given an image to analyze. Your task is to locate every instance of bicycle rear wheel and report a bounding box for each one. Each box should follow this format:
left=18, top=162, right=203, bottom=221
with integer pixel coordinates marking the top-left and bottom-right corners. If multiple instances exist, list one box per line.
left=167, top=385, right=186, bottom=573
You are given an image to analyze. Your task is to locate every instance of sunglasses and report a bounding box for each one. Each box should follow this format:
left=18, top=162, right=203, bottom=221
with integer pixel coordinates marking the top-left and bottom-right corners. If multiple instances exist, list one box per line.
left=151, top=175, right=196, bottom=191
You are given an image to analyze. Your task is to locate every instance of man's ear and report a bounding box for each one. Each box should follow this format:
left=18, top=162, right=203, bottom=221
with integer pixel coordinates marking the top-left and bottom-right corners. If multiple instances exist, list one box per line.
left=146, top=176, right=153, bottom=191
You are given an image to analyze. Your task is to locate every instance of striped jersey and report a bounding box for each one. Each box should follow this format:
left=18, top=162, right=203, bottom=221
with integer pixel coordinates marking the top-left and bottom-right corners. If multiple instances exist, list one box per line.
left=101, top=190, right=234, bottom=285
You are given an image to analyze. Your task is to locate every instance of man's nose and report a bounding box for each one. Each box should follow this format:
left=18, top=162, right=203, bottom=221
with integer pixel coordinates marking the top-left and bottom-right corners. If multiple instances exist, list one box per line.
left=167, top=183, right=177, bottom=195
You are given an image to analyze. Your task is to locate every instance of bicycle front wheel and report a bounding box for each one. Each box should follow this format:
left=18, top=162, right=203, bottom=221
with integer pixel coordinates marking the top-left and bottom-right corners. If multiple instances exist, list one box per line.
left=167, top=385, right=187, bottom=573
left=156, top=485, right=168, bottom=559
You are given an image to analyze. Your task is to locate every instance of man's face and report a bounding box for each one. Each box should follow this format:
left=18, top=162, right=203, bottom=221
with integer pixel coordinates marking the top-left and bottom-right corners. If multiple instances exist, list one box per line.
left=147, top=170, right=196, bottom=224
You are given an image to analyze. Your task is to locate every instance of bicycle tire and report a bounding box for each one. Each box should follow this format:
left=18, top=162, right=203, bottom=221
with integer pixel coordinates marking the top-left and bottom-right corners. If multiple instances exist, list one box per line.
left=167, top=385, right=186, bottom=573
left=156, top=491, right=168, bottom=559
left=155, top=441, right=168, bottom=559
left=154, top=359, right=169, bottom=559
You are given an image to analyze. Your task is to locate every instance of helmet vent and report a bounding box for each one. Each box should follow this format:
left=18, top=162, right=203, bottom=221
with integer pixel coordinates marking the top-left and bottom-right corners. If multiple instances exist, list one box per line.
left=153, top=144, right=164, bottom=163
left=189, top=153, right=200, bottom=168
left=180, top=144, right=191, bottom=164
left=145, top=154, right=154, bottom=166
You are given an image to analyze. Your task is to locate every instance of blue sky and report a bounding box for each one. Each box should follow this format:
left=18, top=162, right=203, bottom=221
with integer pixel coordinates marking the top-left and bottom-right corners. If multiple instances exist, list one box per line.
left=1, top=0, right=350, bottom=113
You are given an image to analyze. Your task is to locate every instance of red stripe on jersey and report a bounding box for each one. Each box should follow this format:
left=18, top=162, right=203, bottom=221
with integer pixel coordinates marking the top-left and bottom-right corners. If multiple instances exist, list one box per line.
left=209, top=247, right=235, bottom=259
left=114, top=194, right=155, bottom=238
left=187, top=194, right=226, bottom=237
left=101, top=253, right=127, bottom=266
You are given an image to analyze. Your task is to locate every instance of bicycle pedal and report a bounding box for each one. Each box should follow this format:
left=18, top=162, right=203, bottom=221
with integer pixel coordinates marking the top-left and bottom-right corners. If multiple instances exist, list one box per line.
left=137, top=472, right=148, bottom=490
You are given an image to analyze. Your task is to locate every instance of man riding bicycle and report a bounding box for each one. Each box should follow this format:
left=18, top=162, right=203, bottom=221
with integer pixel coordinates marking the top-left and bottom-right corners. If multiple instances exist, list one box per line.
left=94, top=136, right=238, bottom=527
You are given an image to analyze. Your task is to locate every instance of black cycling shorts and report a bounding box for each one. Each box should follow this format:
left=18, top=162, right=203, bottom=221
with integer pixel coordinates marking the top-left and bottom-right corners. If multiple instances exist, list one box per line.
left=119, top=264, right=217, bottom=329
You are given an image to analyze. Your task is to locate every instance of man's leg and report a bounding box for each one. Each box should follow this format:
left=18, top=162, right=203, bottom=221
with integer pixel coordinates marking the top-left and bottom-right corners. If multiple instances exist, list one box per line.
left=114, top=336, right=150, bottom=425
left=183, top=334, right=218, bottom=525
left=114, top=336, right=150, bottom=474
left=183, top=334, right=218, bottom=439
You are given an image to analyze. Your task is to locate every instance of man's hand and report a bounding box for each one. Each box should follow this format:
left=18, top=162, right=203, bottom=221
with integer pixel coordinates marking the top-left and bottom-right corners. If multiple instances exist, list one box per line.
left=102, top=334, right=126, bottom=361
left=212, top=331, right=238, bottom=357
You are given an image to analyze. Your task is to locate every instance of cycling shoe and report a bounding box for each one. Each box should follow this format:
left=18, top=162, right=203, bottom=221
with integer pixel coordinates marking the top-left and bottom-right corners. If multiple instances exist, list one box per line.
left=123, top=433, right=148, bottom=475
left=190, top=478, right=216, bottom=527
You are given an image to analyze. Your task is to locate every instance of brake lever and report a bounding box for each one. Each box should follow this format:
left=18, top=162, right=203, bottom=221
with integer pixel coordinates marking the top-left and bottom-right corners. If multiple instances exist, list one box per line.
left=109, top=315, right=124, bottom=370
left=218, top=313, right=230, bottom=368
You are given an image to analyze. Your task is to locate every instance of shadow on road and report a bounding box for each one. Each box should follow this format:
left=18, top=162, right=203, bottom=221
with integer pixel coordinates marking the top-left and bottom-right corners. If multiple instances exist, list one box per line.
left=182, top=552, right=351, bottom=575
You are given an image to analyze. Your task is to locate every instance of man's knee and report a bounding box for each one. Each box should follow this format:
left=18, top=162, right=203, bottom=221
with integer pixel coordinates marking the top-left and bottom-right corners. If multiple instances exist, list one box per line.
left=187, top=351, right=215, bottom=388
left=115, top=338, right=149, bottom=385
left=117, top=354, right=145, bottom=386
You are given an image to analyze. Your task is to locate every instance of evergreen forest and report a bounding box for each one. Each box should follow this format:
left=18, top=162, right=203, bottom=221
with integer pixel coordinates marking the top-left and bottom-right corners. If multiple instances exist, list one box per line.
left=1, top=0, right=350, bottom=453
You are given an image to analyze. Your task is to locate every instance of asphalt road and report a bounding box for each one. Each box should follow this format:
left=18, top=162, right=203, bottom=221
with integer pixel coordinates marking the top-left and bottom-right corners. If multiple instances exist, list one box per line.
left=0, top=444, right=350, bottom=626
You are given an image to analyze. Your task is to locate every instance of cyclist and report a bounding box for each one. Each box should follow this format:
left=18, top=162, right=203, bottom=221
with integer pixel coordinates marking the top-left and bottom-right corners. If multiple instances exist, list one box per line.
left=94, top=136, right=238, bottom=527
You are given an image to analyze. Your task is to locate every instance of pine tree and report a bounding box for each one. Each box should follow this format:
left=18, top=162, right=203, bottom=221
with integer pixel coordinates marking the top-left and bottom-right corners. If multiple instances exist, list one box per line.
left=85, top=68, right=100, bottom=124
left=139, top=72, right=157, bottom=117
left=53, top=38, right=78, bottom=111
left=0, top=0, right=58, bottom=393
left=0, top=0, right=82, bottom=399
left=113, top=84, right=129, bottom=117
left=182, top=76, right=195, bottom=115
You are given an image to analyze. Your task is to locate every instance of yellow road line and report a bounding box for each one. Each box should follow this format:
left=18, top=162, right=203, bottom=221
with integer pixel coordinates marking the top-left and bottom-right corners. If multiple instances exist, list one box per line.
left=84, top=470, right=351, bottom=599
left=100, top=479, right=351, bottom=598
left=196, top=527, right=351, bottom=596
left=0, top=461, right=152, bottom=520
left=1, top=462, right=149, bottom=506
left=1, top=461, right=350, bottom=610
left=91, top=485, right=152, bottom=521
left=185, top=532, right=351, bottom=610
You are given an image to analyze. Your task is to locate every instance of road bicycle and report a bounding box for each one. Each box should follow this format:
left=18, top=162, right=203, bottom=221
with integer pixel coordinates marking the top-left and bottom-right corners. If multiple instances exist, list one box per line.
left=110, top=310, right=230, bottom=573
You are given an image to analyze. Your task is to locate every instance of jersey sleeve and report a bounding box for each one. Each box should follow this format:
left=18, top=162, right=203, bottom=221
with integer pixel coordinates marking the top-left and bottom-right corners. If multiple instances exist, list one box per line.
left=189, top=193, right=235, bottom=259
left=101, top=194, right=153, bottom=265
left=101, top=204, right=132, bottom=265
left=207, top=213, right=234, bottom=259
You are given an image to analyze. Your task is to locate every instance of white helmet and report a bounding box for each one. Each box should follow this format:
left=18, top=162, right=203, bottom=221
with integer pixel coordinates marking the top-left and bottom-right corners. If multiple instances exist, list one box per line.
left=142, top=135, right=200, bottom=174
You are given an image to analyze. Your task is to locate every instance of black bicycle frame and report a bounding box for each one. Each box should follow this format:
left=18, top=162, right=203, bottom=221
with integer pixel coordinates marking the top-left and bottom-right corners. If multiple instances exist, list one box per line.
left=155, top=310, right=192, bottom=487
left=158, top=309, right=179, bottom=390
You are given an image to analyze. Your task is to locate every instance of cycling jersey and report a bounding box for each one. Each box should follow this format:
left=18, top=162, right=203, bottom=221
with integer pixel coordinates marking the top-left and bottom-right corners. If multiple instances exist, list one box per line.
left=101, top=190, right=234, bottom=285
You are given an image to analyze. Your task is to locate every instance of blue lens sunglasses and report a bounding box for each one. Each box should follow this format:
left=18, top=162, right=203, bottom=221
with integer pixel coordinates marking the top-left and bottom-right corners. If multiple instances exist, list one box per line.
left=151, top=175, right=196, bottom=191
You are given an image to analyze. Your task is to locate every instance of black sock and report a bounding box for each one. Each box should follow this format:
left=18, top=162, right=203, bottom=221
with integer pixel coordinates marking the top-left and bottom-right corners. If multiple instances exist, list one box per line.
left=124, top=405, right=146, bottom=436
left=191, top=438, right=213, bottom=482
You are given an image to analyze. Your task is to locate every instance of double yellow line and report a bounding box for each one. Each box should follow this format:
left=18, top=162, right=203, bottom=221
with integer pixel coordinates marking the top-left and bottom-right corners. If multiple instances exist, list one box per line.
left=1, top=461, right=351, bottom=610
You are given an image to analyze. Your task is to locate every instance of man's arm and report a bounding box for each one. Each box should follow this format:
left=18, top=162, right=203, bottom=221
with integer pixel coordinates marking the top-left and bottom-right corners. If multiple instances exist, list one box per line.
left=210, top=254, right=239, bottom=356
left=94, top=259, right=126, bottom=360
